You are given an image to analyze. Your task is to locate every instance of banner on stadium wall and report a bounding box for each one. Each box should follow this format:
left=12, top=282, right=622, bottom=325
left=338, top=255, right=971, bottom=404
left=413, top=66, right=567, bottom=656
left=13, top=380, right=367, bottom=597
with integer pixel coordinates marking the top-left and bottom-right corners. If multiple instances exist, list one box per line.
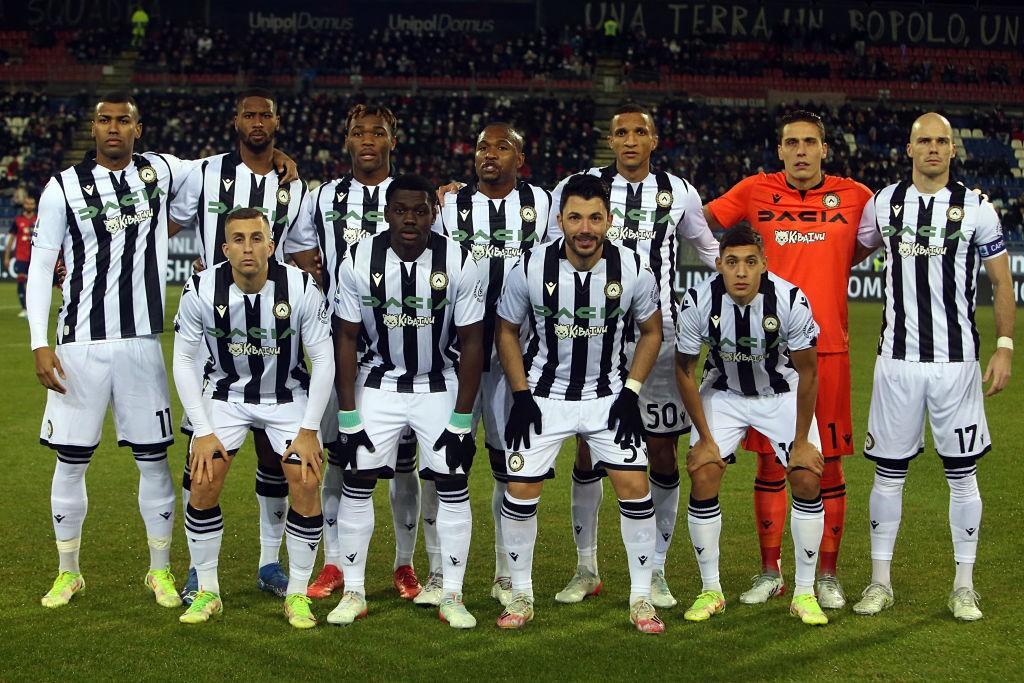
left=546, top=1, right=1024, bottom=49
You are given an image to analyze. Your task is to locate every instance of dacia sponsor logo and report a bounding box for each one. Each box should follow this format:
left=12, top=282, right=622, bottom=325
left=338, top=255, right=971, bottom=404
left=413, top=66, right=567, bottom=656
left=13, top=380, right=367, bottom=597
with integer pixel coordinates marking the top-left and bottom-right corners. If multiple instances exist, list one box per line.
left=532, top=304, right=625, bottom=320
left=881, top=224, right=965, bottom=240
left=554, top=323, right=607, bottom=340
left=205, top=326, right=297, bottom=339
left=756, top=209, right=848, bottom=224
left=361, top=295, right=450, bottom=310
left=206, top=202, right=290, bottom=225
left=325, top=209, right=385, bottom=224
left=610, top=207, right=675, bottom=225
left=450, top=229, right=540, bottom=242
left=104, top=209, right=155, bottom=234
left=77, top=186, right=166, bottom=220
left=775, top=229, right=825, bottom=245
left=702, top=335, right=783, bottom=350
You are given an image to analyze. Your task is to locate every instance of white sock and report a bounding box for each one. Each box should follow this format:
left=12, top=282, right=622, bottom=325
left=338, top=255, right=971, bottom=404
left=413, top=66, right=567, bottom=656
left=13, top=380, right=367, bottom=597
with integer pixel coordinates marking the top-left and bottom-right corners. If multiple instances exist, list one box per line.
left=256, top=464, right=288, bottom=569
left=51, top=457, right=89, bottom=573
left=650, top=470, right=680, bottom=572
left=687, top=495, right=722, bottom=592
left=437, top=481, right=472, bottom=595
left=620, top=495, right=656, bottom=604
left=185, top=503, right=223, bottom=595
left=492, top=479, right=510, bottom=578
left=321, top=459, right=344, bottom=568
left=501, top=492, right=539, bottom=598
left=869, top=462, right=907, bottom=586
left=338, top=479, right=376, bottom=596
left=946, top=463, right=982, bottom=590
left=420, top=479, right=441, bottom=574
left=790, top=495, right=825, bottom=597
left=285, top=508, right=323, bottom=596
left=571, top=467, right=603, bottom=575
left=390, top=464, right=420, bottom=570
left=135, top=453, right=175, bottom=570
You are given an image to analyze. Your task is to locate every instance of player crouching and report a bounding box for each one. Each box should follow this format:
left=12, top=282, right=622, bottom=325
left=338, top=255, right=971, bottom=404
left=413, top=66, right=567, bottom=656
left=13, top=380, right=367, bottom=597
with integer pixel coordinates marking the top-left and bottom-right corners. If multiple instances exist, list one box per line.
left=494, top=174, right=665, bottom=634
left=674, top=226, right=829, bottom=626
left=172, top=208, right=335, bottom=628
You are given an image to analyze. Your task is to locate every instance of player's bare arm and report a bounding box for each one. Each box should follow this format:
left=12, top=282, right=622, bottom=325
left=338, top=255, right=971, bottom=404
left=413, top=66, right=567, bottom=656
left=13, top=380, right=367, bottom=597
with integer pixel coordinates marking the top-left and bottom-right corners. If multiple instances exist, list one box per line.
left=675, top=351, right=722, bottom=473
left=454, top=321, right=484, bottom=414
left=702, top=204, right=727, bottom=231
left=627, top=310, right=663, bottom=384
left=497, top=317, right=529, bottom=392
left=787, top=347, right=823, bottom=476
left=334, top=317, right=361, bottom=411
left=288, top=248, right=322, bottom=285
left=982, top=252, right=1014, bottom=397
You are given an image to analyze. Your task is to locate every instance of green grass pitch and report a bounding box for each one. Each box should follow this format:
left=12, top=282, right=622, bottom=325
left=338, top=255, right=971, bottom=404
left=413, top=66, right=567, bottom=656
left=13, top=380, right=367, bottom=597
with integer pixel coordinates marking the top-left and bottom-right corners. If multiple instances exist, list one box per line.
left=0, top=283, right=1020, bottom=681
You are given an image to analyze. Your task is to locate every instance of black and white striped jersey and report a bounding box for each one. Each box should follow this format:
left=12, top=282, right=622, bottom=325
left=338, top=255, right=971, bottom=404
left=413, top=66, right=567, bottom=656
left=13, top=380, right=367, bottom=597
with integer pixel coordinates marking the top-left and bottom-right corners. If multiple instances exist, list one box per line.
left=676, top=272, right=819, bottom=397
left=549, top=165, right=719, bottom=335
left=169, top=151, right=307, bottom=268
left=285, top=175, right=393, bottom=304
left=858, top=181, right=1007, bottom=363
left=173, top=260, right=330, bottom=404
left=332, top=231, right=485, bottom=393
left=33, top=152, right=189, bottom=344
left=437, top=181, right=553, bottom=371
left=497, top=239, right=660, bottom=401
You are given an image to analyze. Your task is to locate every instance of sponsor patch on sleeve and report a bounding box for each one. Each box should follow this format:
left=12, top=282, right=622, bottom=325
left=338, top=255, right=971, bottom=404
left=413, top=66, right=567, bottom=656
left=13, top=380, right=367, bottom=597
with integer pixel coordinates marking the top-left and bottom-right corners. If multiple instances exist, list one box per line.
left=977, top=236, right=1006, bottom=259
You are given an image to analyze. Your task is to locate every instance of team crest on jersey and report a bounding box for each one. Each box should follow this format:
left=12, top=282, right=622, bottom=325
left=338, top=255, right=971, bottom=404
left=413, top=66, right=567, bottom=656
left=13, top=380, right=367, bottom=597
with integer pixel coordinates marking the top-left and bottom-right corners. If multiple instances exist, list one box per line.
left=822, top=192, right=841, bottom=209
left=46, top=420, right=53, bottom=438
left=865, top=431, right=876, bottom=451
left=762, top=314, right=780, bottom=332
left=604, top=281, right=622, bottom=299
left=429, top=271, right=449, bottom=290
left=520, top=205, right=537, bottom=222
left=947, top=205, right=965, bottom=222
left=273, top=301, right=292, bottom=319
left=507, top=452, right=524, bottom=472
left=655, top=190, right=673, bottom=208
left=276, top=188, right=290, bottom=205
left=138, top=165, right=157, bottom=184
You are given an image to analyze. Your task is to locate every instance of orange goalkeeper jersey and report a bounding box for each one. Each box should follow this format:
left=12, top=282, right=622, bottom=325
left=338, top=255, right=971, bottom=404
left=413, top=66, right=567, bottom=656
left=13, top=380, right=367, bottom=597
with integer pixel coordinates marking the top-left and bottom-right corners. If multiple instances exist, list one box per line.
left=708, top=172, right=872, bottom=353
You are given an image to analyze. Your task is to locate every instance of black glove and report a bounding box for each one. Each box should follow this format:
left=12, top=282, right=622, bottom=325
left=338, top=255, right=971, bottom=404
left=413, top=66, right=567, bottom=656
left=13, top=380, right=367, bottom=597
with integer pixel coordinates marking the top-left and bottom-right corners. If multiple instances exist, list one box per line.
left=607, top=387, right=643, bottom=448
left=505, top=390, right=543, bottom=451
left=433, top=429, right=476, bottom=472
left=335, top=428, right=375, bottom=470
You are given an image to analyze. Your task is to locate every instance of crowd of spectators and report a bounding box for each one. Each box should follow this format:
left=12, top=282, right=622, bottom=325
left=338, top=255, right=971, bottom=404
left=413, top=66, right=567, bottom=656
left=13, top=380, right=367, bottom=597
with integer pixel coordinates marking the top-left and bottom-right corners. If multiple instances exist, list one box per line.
left=0, top=93, right=80, bottom=198
left=135, top=24, right=598, bottom=82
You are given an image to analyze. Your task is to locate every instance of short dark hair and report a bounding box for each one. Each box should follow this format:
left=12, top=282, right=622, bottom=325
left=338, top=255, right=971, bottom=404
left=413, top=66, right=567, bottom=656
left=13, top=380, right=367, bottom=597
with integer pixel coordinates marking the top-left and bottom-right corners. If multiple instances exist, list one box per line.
left=347, top=103, right=398, bottom=138
left=225, top=207, right=271, bottom=235
left=559, top=174, right=610, bottom=214
left=778, top=110, right=825, bottom=142
left=719, top=225, right=764, bottom=255
left=236, top=88, right=277, bottom=115
left=95, top=91, right=140, bottom=121
left=611, top=103, right=656, bottom=134
left=478, top=121, right=525, bottom=153
left=385, top=174, right=437, bottom=206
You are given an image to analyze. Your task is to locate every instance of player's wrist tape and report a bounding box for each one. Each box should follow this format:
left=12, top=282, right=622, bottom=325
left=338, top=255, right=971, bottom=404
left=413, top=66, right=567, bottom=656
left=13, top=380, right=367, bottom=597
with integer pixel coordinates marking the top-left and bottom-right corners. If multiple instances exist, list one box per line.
left=448, top=411, right=473, bottom=433
left=996, top=336, right=1014, bottom=351
left=337, top=410, right=362, bottom=431
left=624, top=378, right=642, bottom=394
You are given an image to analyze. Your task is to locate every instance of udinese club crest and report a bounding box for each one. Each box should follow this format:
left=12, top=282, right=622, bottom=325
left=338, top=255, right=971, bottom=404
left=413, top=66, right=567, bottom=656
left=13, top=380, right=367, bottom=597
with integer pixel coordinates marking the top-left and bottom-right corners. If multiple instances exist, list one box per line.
left=655, top=190, right=673, bottom=208
left=604, top=281, right=623, bottom=299
left=138, top=166, right=157, bottom=184
left=273, top=301, right=291, bottom=319
left=520, top=205, right=537, bottom=223
left=762, top=314, right=780, bottom=332
left=507, top=452, right=525, bottom=472
left=947, top=205, right=964, bottom=223
left=277, top=188, right=291, bottom=205
left=430, top=271, right=449, bottom=290
left=822, top=192, right=841, bottom=209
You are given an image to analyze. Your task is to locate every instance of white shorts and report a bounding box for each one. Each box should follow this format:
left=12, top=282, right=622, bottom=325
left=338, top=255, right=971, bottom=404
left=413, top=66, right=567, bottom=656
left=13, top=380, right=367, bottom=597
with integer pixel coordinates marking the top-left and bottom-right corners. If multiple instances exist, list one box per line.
left=197, top=396, right=316, bottom=455
left=504, top=394, right=649, bottom=482
left=40, top=337, right=173, bottom=452
left=320, top=387, right=417, bottom=455
left=689, top=387, right=821, bottom=467
left=354, top=385, right=462, bottom=479
left=473, top=369, right=510, bottom=452
left=628, top=340, right=692, bottom=437
left=865, top=357, right=990, bottom=462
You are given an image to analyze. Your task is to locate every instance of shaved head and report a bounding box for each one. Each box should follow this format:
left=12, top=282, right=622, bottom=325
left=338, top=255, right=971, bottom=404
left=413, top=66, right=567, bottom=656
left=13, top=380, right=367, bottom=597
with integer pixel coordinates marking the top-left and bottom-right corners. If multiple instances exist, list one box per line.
left=910, top=112, right=953, bottom=142
left=907, top=111, right=956, bottom=185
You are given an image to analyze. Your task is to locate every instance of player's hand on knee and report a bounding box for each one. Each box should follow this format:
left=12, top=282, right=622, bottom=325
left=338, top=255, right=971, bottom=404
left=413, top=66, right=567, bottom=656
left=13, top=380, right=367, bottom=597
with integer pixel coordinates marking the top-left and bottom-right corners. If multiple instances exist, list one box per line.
left=505, top=390, right=543, bottom=451
left=33, top=347, right=67, bottom=394
left=786, top=439, right=824, bottom=476
left=190, top=434, right=229, bottom=486
left=983, top=348, right=1012, bottom=397
left=436, top=181, right=466, bottom=206
left=607, top=386, right=643, bottom=448
left=433, top=411, right=475, bottom=472
left=337, top=409, right=375, bottom=470
left=283, top=428, right=323, bottom=484
left=686, top=439, right=723, bottom=474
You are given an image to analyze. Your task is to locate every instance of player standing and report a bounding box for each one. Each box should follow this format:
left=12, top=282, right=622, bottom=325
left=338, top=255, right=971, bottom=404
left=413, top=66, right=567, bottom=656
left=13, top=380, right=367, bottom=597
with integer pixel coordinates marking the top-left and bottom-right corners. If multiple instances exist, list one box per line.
left=495, top=174, right=665, bottom=633
left=852, top=113, right=1014, bottom=621
left=172, top=209, right=334, bottom=627
left=675, top=226, right=829, bottom=626
left=5, top=196, right=37, bottom=317
left=436, top=122, right=553, bottom=607
left=704, top=111, right=873, bottom=608
left=286, top=103, right=425, bottom=602
left=29, top=93, right=188, bottom=609
left=329, top=174, right=484, bottom=628
left=548, top=104, right=719, bottom=608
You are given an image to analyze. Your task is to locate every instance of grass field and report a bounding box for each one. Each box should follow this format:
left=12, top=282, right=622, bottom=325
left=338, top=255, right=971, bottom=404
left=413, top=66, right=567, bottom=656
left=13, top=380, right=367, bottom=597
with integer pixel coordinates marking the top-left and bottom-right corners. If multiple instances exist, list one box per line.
left=0, top=283, right=1020, bottom=682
